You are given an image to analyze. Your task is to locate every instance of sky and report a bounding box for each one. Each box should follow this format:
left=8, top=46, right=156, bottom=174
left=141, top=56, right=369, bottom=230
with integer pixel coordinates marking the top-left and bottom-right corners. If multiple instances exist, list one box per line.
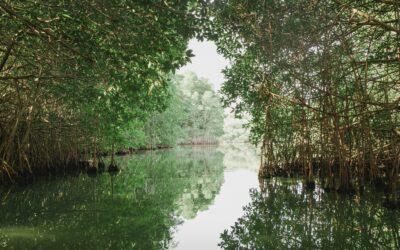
left=178, top=39, right=229, bottom=91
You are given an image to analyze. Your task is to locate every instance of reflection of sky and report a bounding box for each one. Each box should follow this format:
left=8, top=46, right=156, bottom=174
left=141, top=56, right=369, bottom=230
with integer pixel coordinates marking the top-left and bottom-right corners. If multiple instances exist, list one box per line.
left=173, top=146, right=260, bottom=250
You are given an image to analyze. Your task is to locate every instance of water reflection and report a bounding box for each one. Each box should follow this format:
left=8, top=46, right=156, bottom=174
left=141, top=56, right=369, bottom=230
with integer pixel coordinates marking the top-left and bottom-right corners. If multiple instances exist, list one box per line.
left=5, top=146, right=394, bottom=250
left=0, top=147, right=230, bottom=249
left=220, top=178, right=400, bottom=249
left=218, top=143, right=260, bottom=173
left=173, top=169, right=257, bottom=250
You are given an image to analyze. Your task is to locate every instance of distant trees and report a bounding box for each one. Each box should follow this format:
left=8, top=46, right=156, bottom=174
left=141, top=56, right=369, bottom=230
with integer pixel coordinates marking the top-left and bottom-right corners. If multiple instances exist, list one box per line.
left=115, top=72, right=225, bottom=149
left=176, top=72, right=225, bottom=145
left=209, top=0, right=399, bottom=205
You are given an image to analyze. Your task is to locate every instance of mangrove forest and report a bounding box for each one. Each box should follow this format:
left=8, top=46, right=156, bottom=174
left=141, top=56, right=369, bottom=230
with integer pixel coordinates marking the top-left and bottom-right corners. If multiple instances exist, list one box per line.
left=0, top=0, right=399, bottom=249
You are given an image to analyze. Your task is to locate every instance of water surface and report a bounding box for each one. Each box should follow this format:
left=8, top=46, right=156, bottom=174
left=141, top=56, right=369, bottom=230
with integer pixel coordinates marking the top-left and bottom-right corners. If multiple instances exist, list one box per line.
left=1, top=145, right=399, bottom=249
left=0, top=145, right=259, bottom=249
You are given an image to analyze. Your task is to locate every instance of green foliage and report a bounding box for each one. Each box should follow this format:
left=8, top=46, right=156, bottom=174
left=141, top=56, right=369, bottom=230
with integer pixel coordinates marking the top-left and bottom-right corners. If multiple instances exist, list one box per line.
left=177, top=72, right=225, bottom=144
left=112, top=72, right=225, bottom=149
left=207, top=0, right=400, bottom=194
left=0, top=0, right=209, bottom=179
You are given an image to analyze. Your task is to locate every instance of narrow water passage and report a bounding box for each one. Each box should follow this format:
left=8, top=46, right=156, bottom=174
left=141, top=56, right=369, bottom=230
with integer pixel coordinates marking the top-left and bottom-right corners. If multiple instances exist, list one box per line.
left=1, top=145, right=398, bottom=249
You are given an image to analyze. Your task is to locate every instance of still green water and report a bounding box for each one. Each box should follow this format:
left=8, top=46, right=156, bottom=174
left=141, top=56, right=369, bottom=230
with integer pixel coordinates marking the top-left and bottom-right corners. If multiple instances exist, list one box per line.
left=0, top=146, right=398, bottom=249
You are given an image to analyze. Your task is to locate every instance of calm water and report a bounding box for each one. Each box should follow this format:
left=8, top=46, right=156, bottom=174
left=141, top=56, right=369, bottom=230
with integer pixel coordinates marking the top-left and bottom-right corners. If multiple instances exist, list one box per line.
left=0, top=145, right=399, bottom=249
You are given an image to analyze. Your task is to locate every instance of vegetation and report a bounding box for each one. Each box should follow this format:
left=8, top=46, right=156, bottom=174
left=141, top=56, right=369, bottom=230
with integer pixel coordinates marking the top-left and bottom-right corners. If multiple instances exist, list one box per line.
left=110, top=72, right=224, bottom=151
left=2, top=0, right=399, bottom=248
left=176, top=72, right=225, bottom=145
left=1, top=0, right=398, bottom=208
left=0, top=1, right=225, bottom=184
left=209, top=0, right=399, bottom=206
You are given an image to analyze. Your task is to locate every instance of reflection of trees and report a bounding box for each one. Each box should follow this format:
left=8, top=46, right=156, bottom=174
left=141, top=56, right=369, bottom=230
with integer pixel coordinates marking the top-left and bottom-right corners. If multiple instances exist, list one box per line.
left=0, top=147, right=224, bottom=249
left=175, top=147, right=225, bottom=219
left=220, top=178, right=400, bottom=249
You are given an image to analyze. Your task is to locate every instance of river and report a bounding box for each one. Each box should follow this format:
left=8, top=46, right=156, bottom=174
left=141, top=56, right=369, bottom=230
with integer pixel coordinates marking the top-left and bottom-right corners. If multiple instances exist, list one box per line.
left=0, top=145, right=398, bottom=249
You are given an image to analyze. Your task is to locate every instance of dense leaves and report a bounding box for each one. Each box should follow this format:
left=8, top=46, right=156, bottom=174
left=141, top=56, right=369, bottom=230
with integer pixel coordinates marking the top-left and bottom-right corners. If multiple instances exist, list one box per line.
left=0, top=0, right=206, bottom=182
left=209, top=0, right=399, bottom=203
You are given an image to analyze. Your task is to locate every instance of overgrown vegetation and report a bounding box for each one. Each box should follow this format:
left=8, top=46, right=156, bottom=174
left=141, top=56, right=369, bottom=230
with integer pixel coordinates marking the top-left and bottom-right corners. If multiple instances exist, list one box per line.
left=0, top=0, right=225, bottom=183
left=1, top=0, right=399, bottom=209
left=209, top=0, right=399, bottom=206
